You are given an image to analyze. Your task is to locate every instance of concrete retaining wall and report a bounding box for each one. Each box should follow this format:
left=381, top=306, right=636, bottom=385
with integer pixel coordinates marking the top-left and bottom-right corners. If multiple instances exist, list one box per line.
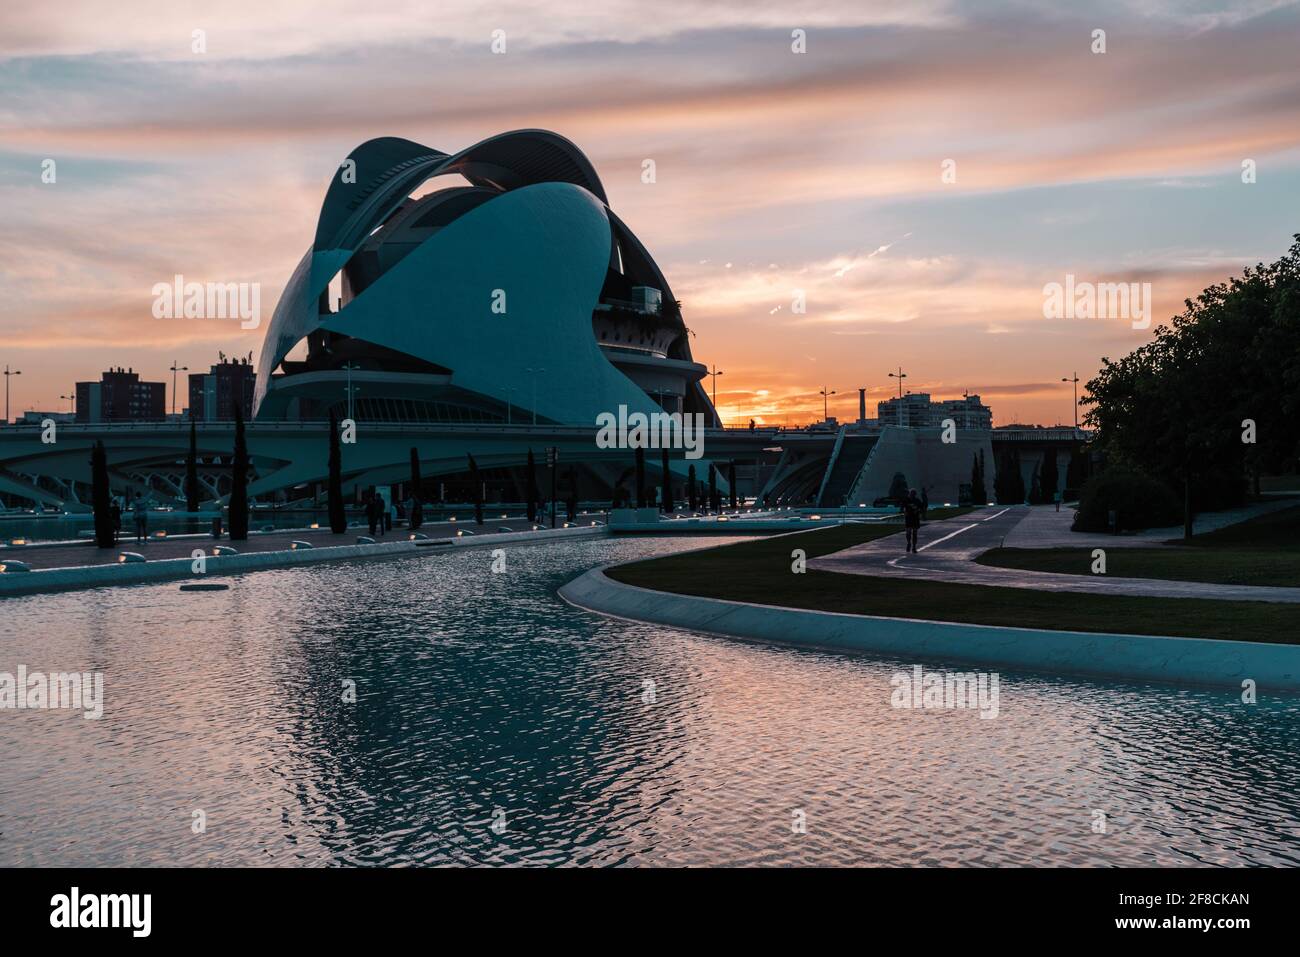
left=559, top=566, right=1300, bottom=691
left=0, top=524, right=604, bottom=597
left=852, top=426, right=995, bottom=507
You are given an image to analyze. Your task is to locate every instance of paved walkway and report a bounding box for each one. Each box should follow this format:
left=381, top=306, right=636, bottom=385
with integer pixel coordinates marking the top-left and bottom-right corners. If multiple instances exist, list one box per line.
left=0, top=515, right=581, bottom=571
left=1002, top=498, right=1299, bottom=549
left=809, top=505, right=1300, bottom=604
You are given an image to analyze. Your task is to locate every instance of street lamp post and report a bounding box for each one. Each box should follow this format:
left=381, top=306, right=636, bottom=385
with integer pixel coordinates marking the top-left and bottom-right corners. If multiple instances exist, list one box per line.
left=1062, top=372, right=1080, bottom=430
left=888, top=366, right=907, bottom=399
left=3, top=366, right=20, bottom=425
left=888, top=366, right=907, bottom=426
left=342, top=362, right=361, bottom=420
left=60, top=393, right=75, bottom=414
left=819, top=386, right=837, bottom=423
left=169, top=361, right=188, bottom=416
left=525, top=368, right=545, bottom=425
left=707, top=364, right=724, bottom=418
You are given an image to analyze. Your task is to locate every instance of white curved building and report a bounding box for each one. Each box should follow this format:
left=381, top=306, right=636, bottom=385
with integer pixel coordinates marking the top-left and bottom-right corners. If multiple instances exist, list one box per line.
left=256, top=129, right=718, bottom=430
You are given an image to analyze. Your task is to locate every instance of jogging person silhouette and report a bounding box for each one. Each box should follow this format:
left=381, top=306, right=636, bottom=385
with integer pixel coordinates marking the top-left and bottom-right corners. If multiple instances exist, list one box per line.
left=903, top=488, right=922, bottom=553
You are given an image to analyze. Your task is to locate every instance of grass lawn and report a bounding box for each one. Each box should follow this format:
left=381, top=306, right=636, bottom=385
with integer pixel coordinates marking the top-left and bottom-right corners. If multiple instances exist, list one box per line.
left=605, top=522, right=1300, bottom=643
left=979, top=504, right=1300, bottom=587
left=915, top=506, right=975, bottom=521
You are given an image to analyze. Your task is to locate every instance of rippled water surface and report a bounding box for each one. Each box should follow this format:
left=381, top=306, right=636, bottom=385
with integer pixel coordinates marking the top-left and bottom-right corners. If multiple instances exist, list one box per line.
left=3, top=534, right=1300, bottom=866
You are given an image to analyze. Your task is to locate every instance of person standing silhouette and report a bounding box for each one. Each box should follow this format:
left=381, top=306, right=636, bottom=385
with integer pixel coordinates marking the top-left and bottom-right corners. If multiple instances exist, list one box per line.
left=132, top=494, right=149, bottom=544
left=903, top=488, right=922, bottom=553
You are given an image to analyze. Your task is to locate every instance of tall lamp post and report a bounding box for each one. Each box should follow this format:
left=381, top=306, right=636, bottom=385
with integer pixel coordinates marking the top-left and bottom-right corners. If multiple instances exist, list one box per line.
left=888, top=366, right=907, bottom=426
left=819, top=386, right=837, bottom=423
left=707, top=364, right=724, bottom=420
left=61, top=393, right=75, bottom=414
left=342, top=362, right=361, bottom=420
left=888, top=366, right=907, bottom=398
left=169, top=361, right=188, bottom=416
left=3, top=366, right=20, bottom=425
left=525, top=368, right=546, bottom=425
left=1062, top=372, right=1080, bottom=430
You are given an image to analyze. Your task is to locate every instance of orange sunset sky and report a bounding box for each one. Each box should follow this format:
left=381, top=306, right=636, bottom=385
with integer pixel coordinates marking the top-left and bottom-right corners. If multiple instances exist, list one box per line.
left=2, top=0, right=1299, bottom=426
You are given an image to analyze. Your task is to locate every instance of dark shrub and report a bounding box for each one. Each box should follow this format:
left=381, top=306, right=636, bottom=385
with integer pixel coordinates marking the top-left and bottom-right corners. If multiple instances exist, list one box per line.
left=1072, top=467, right=1181, bottom=532
left=887, top=472, right=909, bottom=500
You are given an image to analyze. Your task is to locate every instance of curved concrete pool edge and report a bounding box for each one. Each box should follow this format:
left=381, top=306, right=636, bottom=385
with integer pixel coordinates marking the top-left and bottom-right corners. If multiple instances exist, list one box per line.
left=0, top=525, right=605, bottom=597
left=559, top=565, right=1300, bottom=692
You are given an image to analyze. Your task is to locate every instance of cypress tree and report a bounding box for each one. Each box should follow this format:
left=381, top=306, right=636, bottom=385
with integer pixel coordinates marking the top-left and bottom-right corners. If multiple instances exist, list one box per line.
left=566, top=467, right=578, bottom=521
left=185, top=416, right=199, bottom=513
left=707, top=463, right=718, bottom=513
left=90, top=440, right=114, bottom=548
left=328, top=410, right=346, bottom=533
left=888, top=472, right=909, bottom=501
left=228, top=404, right=249, bottom=540
left=994, top=452, right=1010, bottom=504
left=408, top=447, right=423, bottom=531
left=1039, top=447, right=1058, bottom=504
left=727, top=460, right=738, bottom=509
left=970, top=451, right=988, bottom=506
left=687, top=463, right=698, bottom=511
left=526, top=448, right=538, bottom=523
left=468, top=453, right=484, bottom=525
left=1010, top=450, right=1026, bottom=503
left=634, top=445, right=646, bottom=508
left=661, top=448, right=674, bottom=513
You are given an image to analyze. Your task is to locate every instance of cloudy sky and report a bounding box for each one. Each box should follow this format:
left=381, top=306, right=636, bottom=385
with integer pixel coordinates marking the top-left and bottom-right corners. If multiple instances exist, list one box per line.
left=2, top=0, right=1298, bottom=425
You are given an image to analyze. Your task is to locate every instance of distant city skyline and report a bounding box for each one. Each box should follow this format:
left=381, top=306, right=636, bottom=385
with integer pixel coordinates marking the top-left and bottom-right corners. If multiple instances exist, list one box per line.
left=3, top=0, right=1299, bottom=426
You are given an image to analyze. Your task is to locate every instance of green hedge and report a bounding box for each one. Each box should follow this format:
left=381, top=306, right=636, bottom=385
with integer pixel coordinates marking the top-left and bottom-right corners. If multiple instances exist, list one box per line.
left=1072, top=467, right=1181, bottom=532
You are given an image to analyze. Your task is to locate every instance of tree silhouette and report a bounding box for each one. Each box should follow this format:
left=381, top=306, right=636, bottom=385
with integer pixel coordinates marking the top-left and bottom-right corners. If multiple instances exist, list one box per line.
left=90, top=440, right=114, bottom=548
left=185, top=416, right=199, bottom=513
left=1085, top=235, right=1300, bottom=535
left=326, top=410, right=346, bottom=533
left=888, top=472, right=908, bottom=501
left=661, top=447, right=674, bottom=513
left=1039, top=447, right=1058, bottom=504
left=634, top=445, right=646, bottom=508
left=970, top=451, right=988, bottom=505
left=526, top=448, right=538, bottom=523
left=468, top=453, right=484, bottom=525
left=228, top=405, right=249, bottom=540
left=408, top=447, right=423, bottom=531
